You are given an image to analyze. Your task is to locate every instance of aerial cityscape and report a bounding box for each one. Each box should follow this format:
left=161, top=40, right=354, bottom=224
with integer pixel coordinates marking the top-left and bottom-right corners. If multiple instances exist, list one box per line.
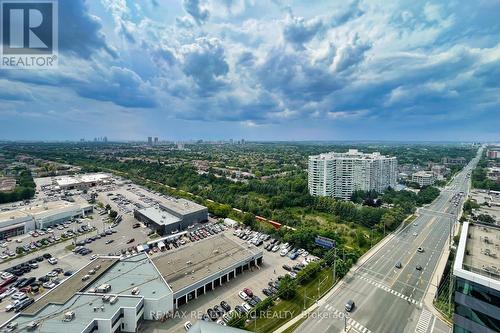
left=0, top=1, right=499, bottom=333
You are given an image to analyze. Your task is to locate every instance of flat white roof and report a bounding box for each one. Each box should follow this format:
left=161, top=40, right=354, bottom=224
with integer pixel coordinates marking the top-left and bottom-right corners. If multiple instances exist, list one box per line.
left=454, top=222, right=500, bottom=291
left=138, top=206, right=181, bottom=226
left=55, top=173, right=110, bottom=186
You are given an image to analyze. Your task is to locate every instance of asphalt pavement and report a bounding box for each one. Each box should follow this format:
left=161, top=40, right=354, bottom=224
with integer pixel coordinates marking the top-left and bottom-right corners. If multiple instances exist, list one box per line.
left=293, top=148, right=482, bottom=333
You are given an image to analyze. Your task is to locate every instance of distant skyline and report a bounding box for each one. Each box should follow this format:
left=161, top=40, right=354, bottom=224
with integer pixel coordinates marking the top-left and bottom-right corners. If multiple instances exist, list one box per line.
left=1, top=0, right=499, bottom=141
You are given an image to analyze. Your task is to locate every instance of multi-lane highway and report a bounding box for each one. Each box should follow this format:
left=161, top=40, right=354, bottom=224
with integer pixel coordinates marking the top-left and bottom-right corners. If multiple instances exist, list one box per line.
left=294, top=147, right=482, bottom=333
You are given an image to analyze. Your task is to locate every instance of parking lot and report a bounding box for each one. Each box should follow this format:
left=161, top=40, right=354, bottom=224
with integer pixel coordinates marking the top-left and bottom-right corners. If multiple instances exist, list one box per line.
left=0, top=176, right=319, bottom=330
left=469, top=189, right=500, bottom=222
left=142, top=226, right=318, bottom=333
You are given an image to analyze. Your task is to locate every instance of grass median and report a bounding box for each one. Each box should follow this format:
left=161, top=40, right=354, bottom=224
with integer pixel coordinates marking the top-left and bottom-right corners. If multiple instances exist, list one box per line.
left=245, top=269, right=336, bottom=333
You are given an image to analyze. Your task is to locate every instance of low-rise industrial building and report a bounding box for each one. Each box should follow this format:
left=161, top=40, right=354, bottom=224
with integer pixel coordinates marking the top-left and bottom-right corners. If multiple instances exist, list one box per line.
left=453, top=222, right=500, bottom=333
left=54, top=173, right=111, bottom=190
left=151, top=234, right=263, bottom=308
left=134, top=198, right=208, bottom=235
left=4, top=255, right=172, bottom=333
left=411, top=171, right=435, bottom=187
left=1, top=235, right=263, bottom=332
left=0, top=201, right=93, bottom=239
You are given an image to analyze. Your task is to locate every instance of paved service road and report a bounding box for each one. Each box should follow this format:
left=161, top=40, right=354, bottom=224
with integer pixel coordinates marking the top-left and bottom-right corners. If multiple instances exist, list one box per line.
left=295, top=147, right=482, bottom=333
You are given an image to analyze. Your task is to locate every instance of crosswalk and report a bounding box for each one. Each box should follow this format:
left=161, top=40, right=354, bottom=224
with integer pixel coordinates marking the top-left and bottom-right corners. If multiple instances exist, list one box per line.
left=415, top=309, right=433, bottom=333
left=357, top=275, right=423, bottom=307
left=323, top=304, right=373, bottom=333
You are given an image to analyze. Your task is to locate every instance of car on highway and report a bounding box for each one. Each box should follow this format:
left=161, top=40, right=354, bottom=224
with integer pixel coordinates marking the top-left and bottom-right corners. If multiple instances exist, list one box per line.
left=417, top=247, right=424, bottom=253
left=345, top=299, right=355, bottom=312
left=413, top=232, right=418, bottom=236
left=416, top=265, right=422, bottom=271
left=126, top=238, right=135, bottom=244
left=395, top=261, right=402, bottom=269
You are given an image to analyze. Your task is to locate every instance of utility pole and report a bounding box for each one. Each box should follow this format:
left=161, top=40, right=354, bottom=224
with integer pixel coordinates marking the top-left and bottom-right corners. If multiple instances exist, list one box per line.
left=333, top=247, right=337, bottom=283
left=448, top=273, right=453, bottom=315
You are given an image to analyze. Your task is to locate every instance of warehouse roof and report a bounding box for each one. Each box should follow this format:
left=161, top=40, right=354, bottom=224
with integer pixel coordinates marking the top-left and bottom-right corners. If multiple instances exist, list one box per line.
left=23, top=258, right=119, bottom=315
left=152, top=234, right=261, bottom=293
left=84, top=253, right=172, bottom=299
left=136, top=206, right=181, bottom=226
left=158, top=197, right=207, bottom=216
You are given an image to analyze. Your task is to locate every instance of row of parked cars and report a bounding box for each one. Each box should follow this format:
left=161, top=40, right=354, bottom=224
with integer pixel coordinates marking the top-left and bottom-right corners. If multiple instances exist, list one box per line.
left=1, top=253, right=54, bottom=279
left=0, top=255, right=71, bottom=313
left=184, top=292, right=260, bottom=332
left=145, top=223, right=225, bottom=258
left=188, top=223, right=225, bottom=242
left=234, top=229, right=270, bottom=246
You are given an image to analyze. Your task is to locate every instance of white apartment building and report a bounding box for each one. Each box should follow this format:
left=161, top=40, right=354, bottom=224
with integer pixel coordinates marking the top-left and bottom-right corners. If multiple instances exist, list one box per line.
left=308, top=149, right=397, bottom=199
left=411, top=171, right=435, bottom=187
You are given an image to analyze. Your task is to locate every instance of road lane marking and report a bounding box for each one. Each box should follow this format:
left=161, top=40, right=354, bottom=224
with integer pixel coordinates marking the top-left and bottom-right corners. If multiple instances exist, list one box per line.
left=415, top=309, right=433, bottom=333
left=356, top=275, right=423, bottom=307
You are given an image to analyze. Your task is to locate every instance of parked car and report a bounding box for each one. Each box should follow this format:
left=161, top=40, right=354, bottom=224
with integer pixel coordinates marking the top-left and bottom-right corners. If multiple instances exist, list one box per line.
left=220, top=300, right=231, bottom=312
left=11, top=292, right=26, bottom=301
left=238, top=291, right=249, bottom=301
left=243, top=288, right=253, bottom=297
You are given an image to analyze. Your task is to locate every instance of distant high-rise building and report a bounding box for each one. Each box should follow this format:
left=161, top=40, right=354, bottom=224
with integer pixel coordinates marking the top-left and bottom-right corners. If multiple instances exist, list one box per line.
left=154, top=137, right=158, bottom=145
left=103, top=136, right=108, bottom=143
left=308, top=149, right=397, bottom=199
left=148, top=137, right=153, bottom=145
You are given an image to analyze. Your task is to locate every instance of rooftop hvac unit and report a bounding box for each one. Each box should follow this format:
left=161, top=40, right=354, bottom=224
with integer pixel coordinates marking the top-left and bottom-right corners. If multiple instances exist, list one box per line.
left=97, top=284, right=111, bottom=293
left=102, top=295, right=111, bottom=302
left=27, top=321, right=39, bottom=331
left=63, top=311, right=75, bottom=322
left=131, top=287, right=139, bottom=295
left=110, top=296, right=118, bottom=304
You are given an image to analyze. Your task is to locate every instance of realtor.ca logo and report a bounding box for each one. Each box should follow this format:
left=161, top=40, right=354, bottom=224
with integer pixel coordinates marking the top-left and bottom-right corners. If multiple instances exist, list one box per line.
left=1, top=0, right=58, bottom=69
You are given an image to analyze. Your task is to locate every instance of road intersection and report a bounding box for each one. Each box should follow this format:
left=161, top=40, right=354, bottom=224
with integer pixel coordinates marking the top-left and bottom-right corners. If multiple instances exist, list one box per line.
left=293, top=148, right=482, bottom=333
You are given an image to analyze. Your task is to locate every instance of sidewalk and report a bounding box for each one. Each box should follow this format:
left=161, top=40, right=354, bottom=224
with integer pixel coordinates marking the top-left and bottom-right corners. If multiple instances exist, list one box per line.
left=422, top=236, right=453, bottom=328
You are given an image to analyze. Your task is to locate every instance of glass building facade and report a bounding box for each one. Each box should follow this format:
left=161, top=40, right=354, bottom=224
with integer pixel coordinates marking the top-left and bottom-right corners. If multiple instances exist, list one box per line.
left=453, top=277, right=500, bottom=333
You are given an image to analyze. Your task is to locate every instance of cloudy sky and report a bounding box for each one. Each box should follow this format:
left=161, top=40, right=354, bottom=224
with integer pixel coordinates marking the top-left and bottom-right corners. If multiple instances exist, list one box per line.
left=1, top=0, right=499, bottom=141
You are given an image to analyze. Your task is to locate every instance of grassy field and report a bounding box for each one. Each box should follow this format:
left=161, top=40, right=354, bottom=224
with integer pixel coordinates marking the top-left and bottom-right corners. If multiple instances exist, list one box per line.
left=245, top=269, right=335, bottom=333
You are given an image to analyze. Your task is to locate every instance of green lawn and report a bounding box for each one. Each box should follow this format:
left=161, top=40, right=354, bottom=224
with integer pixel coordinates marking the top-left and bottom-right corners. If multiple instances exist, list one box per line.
left=245, top=269, right=335, bottom=333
